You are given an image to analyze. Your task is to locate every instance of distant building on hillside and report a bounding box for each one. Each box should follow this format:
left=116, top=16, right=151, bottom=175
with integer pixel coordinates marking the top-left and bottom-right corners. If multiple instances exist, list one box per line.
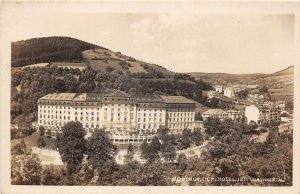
left=259, top=105, right=281, bottom=124
left=224, top=87, right=235, bottom=98
left=226, top=110, right=243, bottom=120
left=275, top=101, right=285, bottom=112
left=207, top=90, right=218, bottom=99
left=202, top=109, right=228, bottom=121
left=213, top=85, right=223, bottom=93
left=245, top=104, right=281, bottom=125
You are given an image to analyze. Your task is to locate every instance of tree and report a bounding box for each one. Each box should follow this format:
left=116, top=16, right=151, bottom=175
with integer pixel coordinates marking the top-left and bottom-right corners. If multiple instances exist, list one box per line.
left=124, top=143, right=134, bottom=164
left=41, top=165, right=61, bottom=185
left=236, top=89, right=250, bottom=99
left=161, top=141, right=176, bottom=162
left=86, top=129, right=117, bottom=170
left=37, top=136, right=46, bottom=148
left=11, top=139, right=27, bottom=155
left=259, top=86, right=268, bottom=94
left=74, top=163, right=94, bottom=185
left=177, top=153, right=187, bottom=172
left=141, top=139, right=148, bottom=157
left=151, top=136, right=161, bottom=151
left=178, top=129, right=192, bottom=150
left=64, top=74, right=78, bottom=92
left=192, top=128, right=203, bottom=146
left=157, top=127, right=170, bottom=142
left=57, top=121, right=86, bottom=173
left=39, top=126, right=45, bottom=136
left=20, top=154, right=43, bottom=185
left=143, top=143, right=160, bottom=163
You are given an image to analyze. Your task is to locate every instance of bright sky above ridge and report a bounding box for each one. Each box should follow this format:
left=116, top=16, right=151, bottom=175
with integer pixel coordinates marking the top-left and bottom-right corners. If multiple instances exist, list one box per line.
left=10, top=12, right=294, bottom=74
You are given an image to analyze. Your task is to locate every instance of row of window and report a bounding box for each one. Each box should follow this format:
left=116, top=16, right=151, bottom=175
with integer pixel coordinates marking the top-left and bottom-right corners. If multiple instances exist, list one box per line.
left=39, top=106, right=70, bottom=110
left=137, top=118, right=163, bottom=122
left=75, top=117, right=100, bottom=122
left=168, top=117, right=193, bottom=122
left=40, top=114, right=70, bottom=120
left=40, top=110, right=71, bottom=114
left=138, top=113, right=163, bottom=117
left=168, top=112, right=194, bottom=117
left=75, top=112, right=100, bottom=116
left=137, top=123, right=159, bottom=129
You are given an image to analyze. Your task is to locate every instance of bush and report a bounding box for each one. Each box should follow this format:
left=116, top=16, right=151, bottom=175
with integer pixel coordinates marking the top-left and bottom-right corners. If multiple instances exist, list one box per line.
left=37, top=136, right=46, bottom=147
left=39, top=126, right=45, bottom=136
left=21, top=126, right=36, bottom=137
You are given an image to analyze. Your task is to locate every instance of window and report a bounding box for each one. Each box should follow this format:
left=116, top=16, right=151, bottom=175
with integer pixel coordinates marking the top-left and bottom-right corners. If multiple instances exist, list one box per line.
left=97, top=117, right=99, bottom=121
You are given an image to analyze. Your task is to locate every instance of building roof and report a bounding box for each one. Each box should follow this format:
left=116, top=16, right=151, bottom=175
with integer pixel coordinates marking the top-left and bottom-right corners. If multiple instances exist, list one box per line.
left=39, top=92, right=197, bottom=105
left=106, top=90, right=131, bottom=98
left=73, top=93, right=87, bottom=101
left=86, top=93, right=103, bottom=101
left=39, top=93, right=77, bottom=101
left=226, top=110, right=240, bottom=114
left=203, top=109, right=228, bottom=115
left=134, top=94, right=164, bottom=103
left=160, top=95, right=195, bottom=104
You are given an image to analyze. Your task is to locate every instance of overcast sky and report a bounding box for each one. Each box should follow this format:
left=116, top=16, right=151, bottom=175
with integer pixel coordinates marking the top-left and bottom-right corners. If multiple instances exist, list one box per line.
left=9, top=12, right=294, bottom=74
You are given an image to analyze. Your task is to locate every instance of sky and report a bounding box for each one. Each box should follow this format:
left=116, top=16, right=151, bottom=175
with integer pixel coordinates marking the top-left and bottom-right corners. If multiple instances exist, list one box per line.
left=8, top=10, right=295, bottom=74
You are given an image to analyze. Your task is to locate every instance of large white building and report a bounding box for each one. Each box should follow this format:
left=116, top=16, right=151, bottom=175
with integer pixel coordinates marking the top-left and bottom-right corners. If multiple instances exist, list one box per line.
left=38, top=91, right=200, bottom=143
left=224, top=87, right=235, bottom=98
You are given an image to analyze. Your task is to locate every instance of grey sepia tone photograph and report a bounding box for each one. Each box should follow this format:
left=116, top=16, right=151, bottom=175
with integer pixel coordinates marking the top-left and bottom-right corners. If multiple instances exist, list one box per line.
left=1, top=1, right=297, bottom=190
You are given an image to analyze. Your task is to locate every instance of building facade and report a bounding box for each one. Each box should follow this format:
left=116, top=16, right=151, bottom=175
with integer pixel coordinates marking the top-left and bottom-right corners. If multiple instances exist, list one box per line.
left=38, top=91, right=199, bottom=143
left=202, top=109, right=229, bottom=121
left=223, top=87, right=235, bottom=98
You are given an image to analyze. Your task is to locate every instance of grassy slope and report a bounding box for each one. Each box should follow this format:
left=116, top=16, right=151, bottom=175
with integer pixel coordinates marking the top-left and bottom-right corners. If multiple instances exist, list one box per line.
left=82, top=48, right=174, bottom=76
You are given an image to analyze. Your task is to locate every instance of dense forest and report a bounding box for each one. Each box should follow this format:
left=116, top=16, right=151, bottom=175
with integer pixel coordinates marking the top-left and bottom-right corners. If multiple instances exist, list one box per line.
left=11, top=37, right=104, bottom=67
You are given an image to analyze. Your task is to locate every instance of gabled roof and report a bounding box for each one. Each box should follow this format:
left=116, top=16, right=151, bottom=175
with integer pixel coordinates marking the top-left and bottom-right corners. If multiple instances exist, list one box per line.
left=72, top=93, right=87, bottom=101
left=106, top=90, right=131, bottom=98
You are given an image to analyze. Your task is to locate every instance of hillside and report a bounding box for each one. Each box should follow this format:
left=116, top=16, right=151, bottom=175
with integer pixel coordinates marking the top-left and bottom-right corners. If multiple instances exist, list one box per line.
left=11, top=36, right=104, bottom=67
left=11, top=36, right=174, bottom=77
left=188, top=72, right=267, bottom=85
left=82, top=48, right=174, bottom=77
left=249, top=65, right=294, bottom=85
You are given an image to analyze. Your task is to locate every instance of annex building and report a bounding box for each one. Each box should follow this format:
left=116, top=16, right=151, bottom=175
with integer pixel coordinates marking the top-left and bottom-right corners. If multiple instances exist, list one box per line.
left=38, top=90, right=201, bottom=143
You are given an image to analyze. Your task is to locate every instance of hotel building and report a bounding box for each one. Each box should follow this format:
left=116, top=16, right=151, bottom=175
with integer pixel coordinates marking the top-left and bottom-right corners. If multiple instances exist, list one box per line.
left=38, top=90, right=201, bottom=143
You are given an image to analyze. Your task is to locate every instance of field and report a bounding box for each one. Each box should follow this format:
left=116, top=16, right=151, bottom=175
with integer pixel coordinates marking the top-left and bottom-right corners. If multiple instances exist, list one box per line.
left=82, top=49, right=174, bottom=76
